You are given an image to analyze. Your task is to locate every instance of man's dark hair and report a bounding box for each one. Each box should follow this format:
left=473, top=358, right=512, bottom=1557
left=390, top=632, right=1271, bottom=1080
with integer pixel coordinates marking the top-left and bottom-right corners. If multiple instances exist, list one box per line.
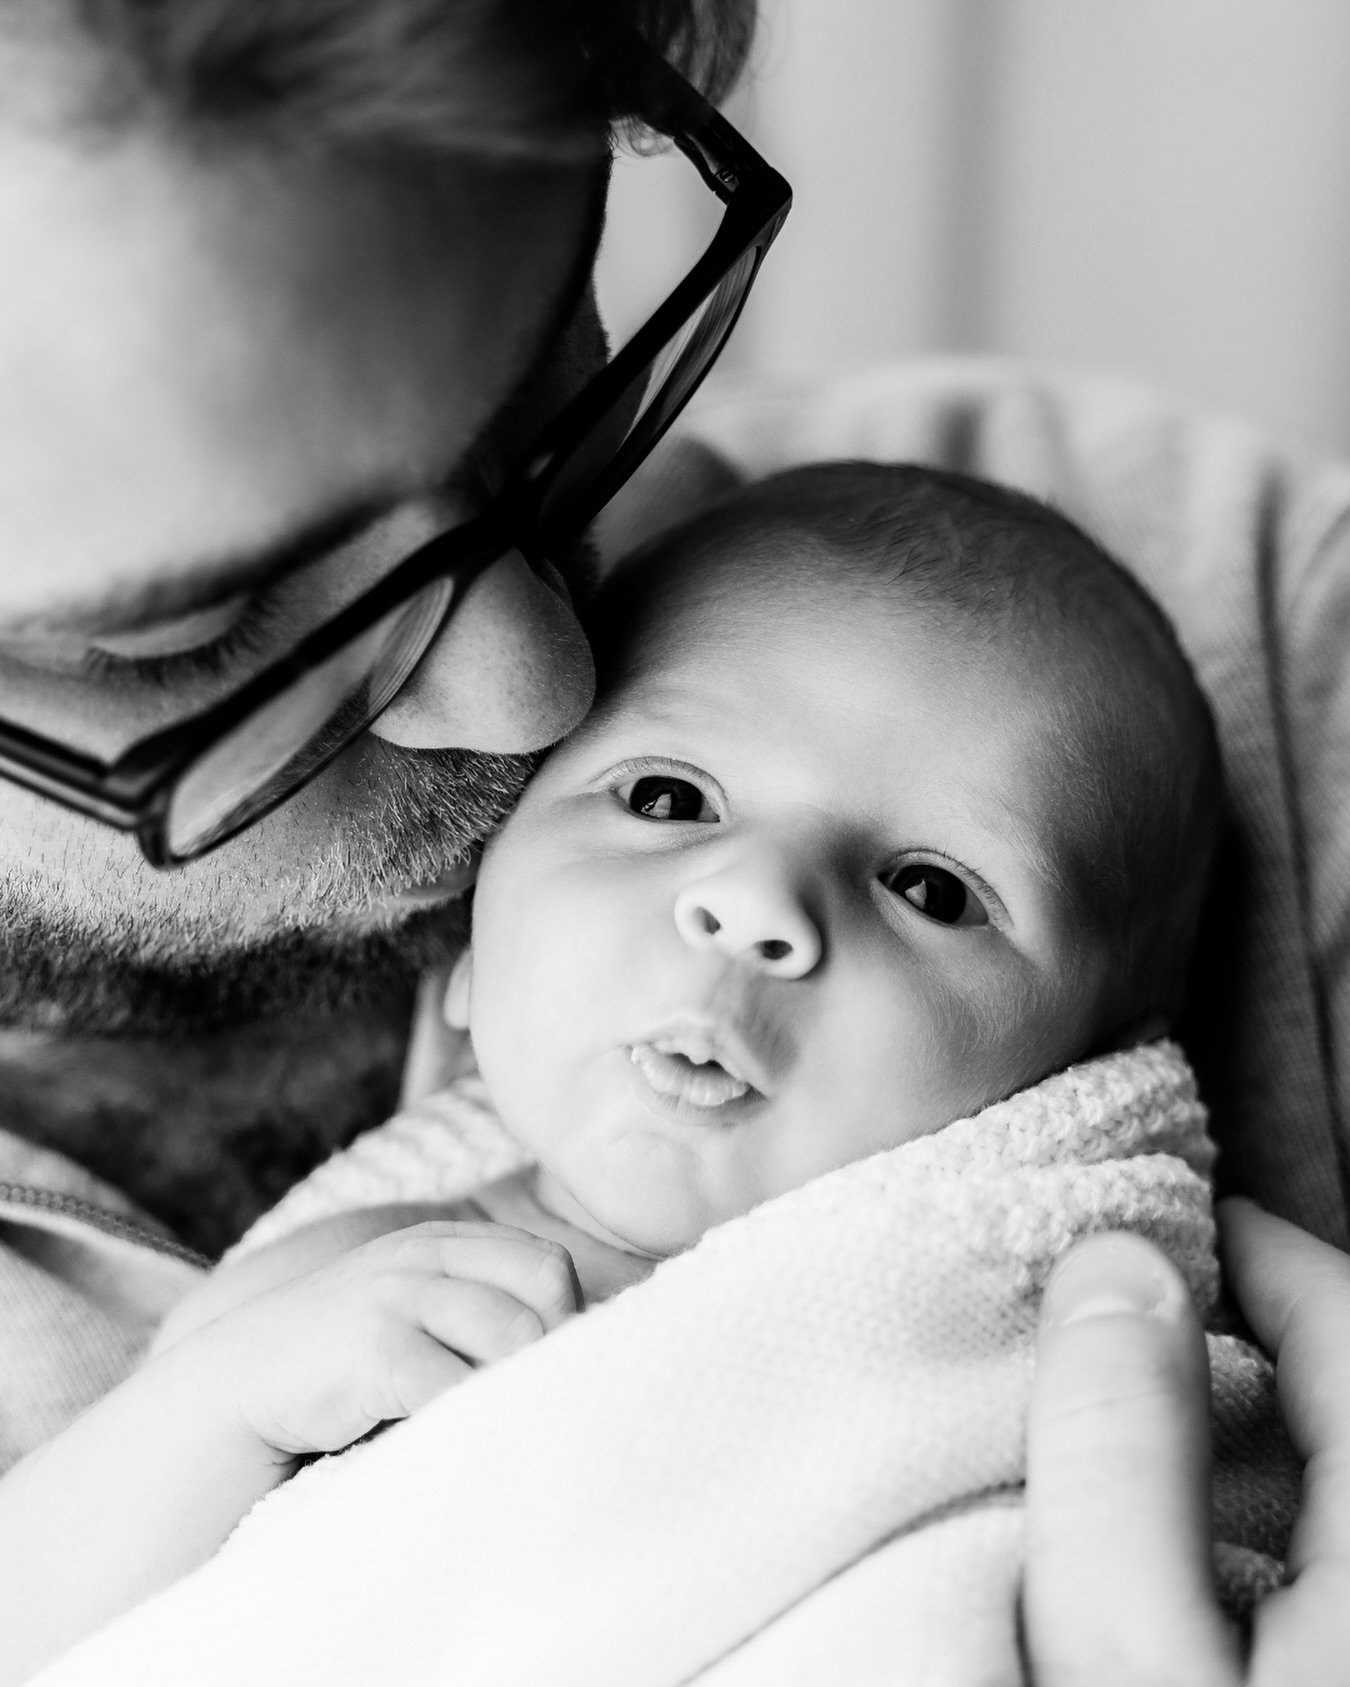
left=20, top=0, right=754, bottom=161
left=593, top=460, right=1224, bottom=1036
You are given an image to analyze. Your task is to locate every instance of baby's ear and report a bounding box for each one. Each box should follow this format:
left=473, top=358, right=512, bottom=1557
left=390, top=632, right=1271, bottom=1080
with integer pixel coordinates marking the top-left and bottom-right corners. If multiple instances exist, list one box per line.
left=443, top=947, right=473, bottom=1030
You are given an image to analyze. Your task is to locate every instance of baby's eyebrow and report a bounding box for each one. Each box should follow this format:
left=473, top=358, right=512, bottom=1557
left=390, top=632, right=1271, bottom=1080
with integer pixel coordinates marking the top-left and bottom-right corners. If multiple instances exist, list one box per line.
left=0, top=491, right=404, bottom=643
left=984, top=794, right=1074, bottom=900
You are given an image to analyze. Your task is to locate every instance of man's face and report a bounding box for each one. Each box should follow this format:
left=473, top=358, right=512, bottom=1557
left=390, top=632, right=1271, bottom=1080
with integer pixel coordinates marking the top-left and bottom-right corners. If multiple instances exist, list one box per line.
left=462, top=540, right=1117, bottom=1258
left=0, top=110, right=604, bottom=1030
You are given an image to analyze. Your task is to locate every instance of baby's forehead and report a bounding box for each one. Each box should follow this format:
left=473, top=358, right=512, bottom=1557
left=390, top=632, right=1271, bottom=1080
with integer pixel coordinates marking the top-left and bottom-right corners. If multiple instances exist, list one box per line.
left=608, top=519, right=1132, bottom=780
left=649, top=525, right=838, bottom=611
left=608, top=521, right=1065, bottom=682
left=611, top=527, right=899, bottom=654
left=595, top=502, right=1177, bottom=799
left=597, top=530, right=1094, bottom=768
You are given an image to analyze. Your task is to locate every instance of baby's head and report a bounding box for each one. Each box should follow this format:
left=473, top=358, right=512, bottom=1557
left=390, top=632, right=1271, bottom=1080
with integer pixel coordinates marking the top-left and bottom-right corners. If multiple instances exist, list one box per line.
left=451, top=462, right=1222, bottom=1257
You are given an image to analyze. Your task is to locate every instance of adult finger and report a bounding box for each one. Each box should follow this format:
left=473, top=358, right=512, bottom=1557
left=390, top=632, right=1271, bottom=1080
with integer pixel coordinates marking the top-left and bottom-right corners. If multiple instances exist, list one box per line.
left=362, top=1221, right=580, bottom=1330
left=1219, top=1197, right=1350, bottom=1472
left=1221, top=1198, right=1350, bottom=1681
left=1023, top=1232, right=1240, bottom=1687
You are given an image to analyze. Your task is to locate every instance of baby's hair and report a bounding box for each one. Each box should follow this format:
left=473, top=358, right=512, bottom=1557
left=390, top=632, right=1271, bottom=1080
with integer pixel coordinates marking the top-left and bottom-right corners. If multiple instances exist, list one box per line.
left=593, top=460, right=1224, bottom=1039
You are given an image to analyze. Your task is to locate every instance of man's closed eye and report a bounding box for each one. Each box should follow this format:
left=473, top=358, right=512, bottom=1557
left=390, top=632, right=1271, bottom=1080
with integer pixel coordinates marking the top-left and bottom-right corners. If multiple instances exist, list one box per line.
left=81, top=595, right=280, bottom=690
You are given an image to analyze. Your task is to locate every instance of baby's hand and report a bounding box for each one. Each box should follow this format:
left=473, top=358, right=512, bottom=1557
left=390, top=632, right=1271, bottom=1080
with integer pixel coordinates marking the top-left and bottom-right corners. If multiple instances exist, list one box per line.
left=0, top=1222, right=576, bottom=1683
left=172, top=1221, right=578, bottom=1462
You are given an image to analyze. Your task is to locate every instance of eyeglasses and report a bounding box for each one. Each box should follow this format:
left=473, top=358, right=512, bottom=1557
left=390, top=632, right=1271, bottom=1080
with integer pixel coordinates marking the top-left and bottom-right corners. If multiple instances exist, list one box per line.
left=0, top=37, right=790, bottom=867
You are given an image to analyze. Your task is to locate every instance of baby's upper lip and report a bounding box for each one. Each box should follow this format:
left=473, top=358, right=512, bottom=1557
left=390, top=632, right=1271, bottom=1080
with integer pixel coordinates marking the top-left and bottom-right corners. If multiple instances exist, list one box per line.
left=636, top=1016, right=773, bottom=1097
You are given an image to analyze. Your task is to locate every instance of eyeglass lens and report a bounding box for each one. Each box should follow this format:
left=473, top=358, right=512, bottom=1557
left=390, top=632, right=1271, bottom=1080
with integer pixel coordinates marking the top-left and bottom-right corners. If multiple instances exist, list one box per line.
left=165, top=575, right=456, bottom=858
left=169, top=247, right=759, bottom=859
left=536, top=246, right=759, bottom=539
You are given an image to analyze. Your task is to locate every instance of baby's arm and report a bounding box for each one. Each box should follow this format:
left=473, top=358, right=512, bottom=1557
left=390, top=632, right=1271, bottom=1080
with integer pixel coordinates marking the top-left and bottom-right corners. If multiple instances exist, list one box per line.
left=152, top=1202, right=471, bottom=1352
left=0, top=1221, right=576, bottom=1686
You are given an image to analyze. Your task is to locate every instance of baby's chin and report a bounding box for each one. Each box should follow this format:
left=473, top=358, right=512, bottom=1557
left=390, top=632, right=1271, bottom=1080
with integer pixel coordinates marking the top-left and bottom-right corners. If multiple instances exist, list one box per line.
left=533, top=1164, right=713, bottom=1262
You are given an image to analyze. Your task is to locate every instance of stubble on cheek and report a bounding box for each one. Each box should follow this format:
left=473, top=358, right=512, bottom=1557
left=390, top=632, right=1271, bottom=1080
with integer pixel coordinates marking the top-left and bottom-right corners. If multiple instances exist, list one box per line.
left=0, top=741, right=539, bottom=1035
left=290, top=742, right=540, bottom=923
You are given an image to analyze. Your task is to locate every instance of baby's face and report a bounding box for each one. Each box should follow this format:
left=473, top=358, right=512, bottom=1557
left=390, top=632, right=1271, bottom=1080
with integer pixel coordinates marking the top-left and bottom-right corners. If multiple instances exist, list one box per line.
left=462, top=545, right=1115, bottom=1256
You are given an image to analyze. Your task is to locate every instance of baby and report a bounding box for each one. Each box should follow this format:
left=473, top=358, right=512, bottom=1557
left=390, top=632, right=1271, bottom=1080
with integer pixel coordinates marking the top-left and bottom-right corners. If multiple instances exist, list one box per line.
left=0, top=462, right=1226, bottom=1682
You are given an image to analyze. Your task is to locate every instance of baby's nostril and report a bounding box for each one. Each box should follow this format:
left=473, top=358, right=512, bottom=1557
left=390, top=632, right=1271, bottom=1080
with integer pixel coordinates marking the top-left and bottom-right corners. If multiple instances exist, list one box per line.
left=699, top=909, right=721, bottom=936
left=758, top=939, right=792, bottom=962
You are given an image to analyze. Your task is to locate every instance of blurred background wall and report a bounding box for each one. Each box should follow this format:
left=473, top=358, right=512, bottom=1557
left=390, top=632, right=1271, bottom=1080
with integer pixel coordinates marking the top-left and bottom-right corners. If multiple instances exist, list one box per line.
left=597, top=0, right=1350, bottom=460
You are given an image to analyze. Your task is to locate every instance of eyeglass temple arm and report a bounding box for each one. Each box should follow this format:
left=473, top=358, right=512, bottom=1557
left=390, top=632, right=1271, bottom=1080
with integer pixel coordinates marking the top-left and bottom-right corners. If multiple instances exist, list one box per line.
left=597, top=23, right=759, bottom=203
left=0, top=719, right=154, bottom=829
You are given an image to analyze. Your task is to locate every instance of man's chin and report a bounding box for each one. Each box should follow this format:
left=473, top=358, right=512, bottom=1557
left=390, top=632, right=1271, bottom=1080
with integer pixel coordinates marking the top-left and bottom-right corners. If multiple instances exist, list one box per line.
left=0, top=899, right=469, bottom=1038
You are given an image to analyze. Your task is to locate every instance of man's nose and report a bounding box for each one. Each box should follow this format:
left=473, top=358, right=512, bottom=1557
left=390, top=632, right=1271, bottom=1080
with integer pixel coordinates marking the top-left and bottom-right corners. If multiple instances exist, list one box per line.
left=368, top=549, right=595, bottom=751
left=672, top=852, right=823, bottom=980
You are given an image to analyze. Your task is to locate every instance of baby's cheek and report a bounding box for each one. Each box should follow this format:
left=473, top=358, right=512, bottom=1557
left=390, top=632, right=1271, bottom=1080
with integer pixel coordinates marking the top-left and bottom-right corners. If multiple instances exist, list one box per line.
left=952, top=963, right=1096, bottom=1106
left=467, top=866, right=605, bottom=1107
left=832, top=962, right=1029, bottom=1137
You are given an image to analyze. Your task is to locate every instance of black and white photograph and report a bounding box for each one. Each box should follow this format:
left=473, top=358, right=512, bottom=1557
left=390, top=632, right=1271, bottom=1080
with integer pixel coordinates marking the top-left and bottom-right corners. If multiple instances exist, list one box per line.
left=0, top=3, right=1345, bottom=1682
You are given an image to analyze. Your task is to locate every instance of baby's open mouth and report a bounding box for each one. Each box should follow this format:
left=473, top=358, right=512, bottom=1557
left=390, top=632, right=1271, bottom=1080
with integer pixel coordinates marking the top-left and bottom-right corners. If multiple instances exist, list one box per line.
left=627, top=1042, right=756, bottom=1109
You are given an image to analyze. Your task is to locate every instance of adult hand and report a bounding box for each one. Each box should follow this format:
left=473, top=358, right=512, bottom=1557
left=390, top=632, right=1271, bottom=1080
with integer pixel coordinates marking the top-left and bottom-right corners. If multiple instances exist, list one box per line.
left=1023, top=1198, right=1350, bottom=1685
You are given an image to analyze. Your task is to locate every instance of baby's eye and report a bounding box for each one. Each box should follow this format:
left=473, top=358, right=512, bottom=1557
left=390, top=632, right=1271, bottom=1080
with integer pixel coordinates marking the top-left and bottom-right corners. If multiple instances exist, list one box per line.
left=882, top=863, right=988, bottom=927
left=621, top=774, right=716, bottom=823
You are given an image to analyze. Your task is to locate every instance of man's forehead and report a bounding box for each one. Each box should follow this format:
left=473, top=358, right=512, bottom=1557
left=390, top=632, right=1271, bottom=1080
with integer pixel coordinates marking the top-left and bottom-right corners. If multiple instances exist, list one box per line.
left=0, top=117, right=604, bottom=632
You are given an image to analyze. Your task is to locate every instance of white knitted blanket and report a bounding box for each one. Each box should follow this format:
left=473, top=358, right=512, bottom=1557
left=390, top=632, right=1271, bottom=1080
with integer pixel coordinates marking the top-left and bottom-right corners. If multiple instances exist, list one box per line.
left=34, top=1041, right=1298, bottom=1687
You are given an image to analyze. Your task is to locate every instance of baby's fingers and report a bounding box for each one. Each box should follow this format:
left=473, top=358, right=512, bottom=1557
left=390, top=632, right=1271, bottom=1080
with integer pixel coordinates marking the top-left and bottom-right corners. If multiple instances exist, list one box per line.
left=347, top=1339, right=475, bottom=1440
left=254, top=1279, right=546, bottom=1453
left=412, top=1275, right=552, bottom=1368
left=378, top=1222, right=580, bottom=1330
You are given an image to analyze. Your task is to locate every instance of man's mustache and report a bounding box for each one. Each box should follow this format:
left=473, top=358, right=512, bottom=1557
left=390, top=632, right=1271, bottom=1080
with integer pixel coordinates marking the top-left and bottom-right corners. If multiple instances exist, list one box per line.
left=285, top=741, right=538, bottom=924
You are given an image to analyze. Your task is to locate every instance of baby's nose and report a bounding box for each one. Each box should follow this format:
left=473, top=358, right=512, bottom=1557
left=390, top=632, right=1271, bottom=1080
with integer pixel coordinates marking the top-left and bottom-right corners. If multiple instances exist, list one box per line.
left=673, top=867, right=822, bottom=980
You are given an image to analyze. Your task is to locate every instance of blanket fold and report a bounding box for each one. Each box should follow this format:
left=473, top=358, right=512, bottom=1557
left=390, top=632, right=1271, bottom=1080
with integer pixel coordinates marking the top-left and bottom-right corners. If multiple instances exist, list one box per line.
left=34, top=1042, right=1299, bottom=1687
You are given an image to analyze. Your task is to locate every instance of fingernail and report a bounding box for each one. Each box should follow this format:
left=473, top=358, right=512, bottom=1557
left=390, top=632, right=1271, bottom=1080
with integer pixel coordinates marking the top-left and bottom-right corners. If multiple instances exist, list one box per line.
left=1043, top=1234, right=1172, bottom=1325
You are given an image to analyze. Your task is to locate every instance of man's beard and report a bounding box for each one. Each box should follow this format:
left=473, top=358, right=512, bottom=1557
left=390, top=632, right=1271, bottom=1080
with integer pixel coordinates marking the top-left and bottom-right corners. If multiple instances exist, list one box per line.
left=0, top=742, right=537, bottom=1037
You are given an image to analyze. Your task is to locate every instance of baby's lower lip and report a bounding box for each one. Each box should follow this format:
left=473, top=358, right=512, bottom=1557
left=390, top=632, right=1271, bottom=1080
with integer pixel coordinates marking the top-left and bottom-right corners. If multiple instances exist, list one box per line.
left=626, top=1044, right=758, bottom=1114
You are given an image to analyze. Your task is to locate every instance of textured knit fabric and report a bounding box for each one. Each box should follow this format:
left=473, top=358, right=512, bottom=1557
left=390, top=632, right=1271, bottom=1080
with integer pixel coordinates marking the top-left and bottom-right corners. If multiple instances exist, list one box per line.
left=225, top=1074, right=529, bottom=1260
left=632, top=357, right=1350, bottom=1246
left=33, top=1042, right=1299, bottom=1687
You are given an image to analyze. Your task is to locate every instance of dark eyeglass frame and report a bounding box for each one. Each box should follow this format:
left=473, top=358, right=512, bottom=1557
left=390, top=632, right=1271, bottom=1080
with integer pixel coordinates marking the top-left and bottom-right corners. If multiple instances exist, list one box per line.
left=0, top=36, right=790, bottom=867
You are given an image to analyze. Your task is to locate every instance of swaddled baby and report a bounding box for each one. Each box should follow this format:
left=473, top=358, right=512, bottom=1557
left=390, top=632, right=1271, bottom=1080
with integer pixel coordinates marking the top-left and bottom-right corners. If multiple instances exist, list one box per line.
left=217, top=456, right=1224, bottom=1291
left=2, top=462, right=1246, bottom=1682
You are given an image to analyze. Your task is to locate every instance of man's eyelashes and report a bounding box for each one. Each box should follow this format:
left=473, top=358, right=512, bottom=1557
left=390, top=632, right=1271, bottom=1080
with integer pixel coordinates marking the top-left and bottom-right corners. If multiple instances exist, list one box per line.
left=81, top=596, right=282, bottom=691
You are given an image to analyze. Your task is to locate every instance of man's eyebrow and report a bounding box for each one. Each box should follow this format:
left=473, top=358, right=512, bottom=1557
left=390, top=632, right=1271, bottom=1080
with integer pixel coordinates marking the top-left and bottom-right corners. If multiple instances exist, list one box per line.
left=0, top=491, right=408, bottom=640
